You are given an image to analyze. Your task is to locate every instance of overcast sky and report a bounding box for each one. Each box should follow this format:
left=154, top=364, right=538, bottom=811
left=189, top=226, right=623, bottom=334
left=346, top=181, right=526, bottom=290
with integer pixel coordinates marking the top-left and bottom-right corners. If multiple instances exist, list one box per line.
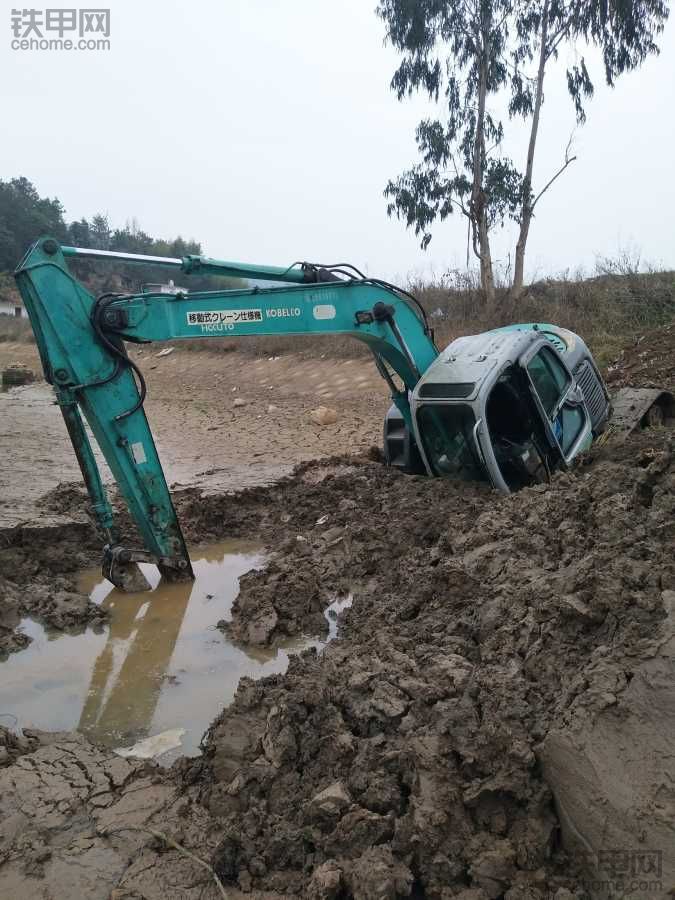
left=2, top=0, right=673, bottom=282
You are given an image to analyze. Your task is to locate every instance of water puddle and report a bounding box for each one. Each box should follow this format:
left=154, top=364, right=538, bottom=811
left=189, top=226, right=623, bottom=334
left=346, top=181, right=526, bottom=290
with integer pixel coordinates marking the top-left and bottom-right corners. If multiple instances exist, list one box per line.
left=0, top=541, right=350, bottom=759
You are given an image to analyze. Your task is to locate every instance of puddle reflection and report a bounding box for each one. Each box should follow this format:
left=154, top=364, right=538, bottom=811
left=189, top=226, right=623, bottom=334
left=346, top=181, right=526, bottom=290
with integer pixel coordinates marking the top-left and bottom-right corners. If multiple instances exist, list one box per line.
left=0, top=541, right=342, bottom=758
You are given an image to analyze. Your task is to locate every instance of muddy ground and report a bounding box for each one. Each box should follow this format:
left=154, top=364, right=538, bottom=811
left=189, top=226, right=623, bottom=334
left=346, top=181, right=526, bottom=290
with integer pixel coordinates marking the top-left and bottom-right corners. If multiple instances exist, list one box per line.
left=1, top=330, right=674, bottom=898
left=605, top=321, right=675, bottom=389
left=0, top=342, right=386, bottom=527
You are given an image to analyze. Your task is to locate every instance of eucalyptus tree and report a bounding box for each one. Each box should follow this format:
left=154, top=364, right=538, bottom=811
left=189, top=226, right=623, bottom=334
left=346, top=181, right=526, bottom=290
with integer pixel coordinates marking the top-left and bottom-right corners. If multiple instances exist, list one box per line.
left=378, top=0, right=668, bottom=303
left=510, top=0, right=668, bottom=296
left=378, top=0, right=519, bottom=307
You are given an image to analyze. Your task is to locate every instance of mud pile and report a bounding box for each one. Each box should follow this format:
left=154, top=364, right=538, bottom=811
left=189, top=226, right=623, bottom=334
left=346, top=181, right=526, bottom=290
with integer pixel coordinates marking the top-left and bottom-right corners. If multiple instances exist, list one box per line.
left=186, top=431, right=674, bottom=897
left=606, top=321, right=675, bottom=389
left=0, top=724, right=38, bottom=767
left=0, top=510, right=105, bottom=657
left=220, top=458, right=490, bottom=645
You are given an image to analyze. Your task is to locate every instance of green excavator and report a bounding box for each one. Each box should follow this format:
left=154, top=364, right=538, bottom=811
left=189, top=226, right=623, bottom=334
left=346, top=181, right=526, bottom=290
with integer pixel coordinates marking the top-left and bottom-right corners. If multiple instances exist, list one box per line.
left=14, top=237, right=673, bottom=591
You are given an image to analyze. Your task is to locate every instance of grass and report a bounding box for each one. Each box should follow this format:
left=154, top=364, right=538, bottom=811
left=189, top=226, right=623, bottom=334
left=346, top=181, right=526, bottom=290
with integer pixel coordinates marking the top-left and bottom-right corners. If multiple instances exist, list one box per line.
left=419, top=267, right=675, bottom=369
left=169, top=267, right=675, bottom=366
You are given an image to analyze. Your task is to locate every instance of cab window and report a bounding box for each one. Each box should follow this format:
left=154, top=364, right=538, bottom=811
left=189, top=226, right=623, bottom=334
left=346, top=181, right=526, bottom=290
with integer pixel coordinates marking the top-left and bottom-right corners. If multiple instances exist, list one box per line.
left=416, top=404, right=488, bottom=483
left=526, top=347, right=571, bottom=416
left=557, top=404, right=586, bottom=456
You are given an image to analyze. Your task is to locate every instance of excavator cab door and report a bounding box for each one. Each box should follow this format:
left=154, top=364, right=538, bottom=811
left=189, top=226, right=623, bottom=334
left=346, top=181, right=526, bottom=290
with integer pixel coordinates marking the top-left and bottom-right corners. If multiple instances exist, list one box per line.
left=521, top=343, right=592, bottom=465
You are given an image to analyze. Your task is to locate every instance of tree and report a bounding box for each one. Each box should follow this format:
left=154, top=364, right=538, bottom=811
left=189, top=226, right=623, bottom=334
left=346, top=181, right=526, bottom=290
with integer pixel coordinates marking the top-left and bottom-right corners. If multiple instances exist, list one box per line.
left=68, top=218, right=93, bottom=248
left=0, top=177, right=67, bottom=270
left=90, top=214, right=112, bottom=251
left=510, top=0, right=668, bottom=296
left=379, top=0, right=668, bottom=302
left=378, top=0, right=519, bottom=307
left=0, top=176, right=237, bottom=292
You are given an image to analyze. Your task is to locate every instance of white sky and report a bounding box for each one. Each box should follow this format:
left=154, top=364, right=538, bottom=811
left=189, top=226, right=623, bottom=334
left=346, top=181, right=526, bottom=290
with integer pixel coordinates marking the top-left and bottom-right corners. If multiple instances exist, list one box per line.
left=2, top=0, right=673, bottom=282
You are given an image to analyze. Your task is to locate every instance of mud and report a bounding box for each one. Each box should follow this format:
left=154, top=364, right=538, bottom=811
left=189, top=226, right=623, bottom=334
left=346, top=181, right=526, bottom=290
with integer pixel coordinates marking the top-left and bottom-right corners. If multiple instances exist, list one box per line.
left=0, top=454, right=393, bottom=653
left=606, top=321, right=675, bottom=389
left=0, top=345, right=387, bottom=528
left=221, top=459, right=490, bottom=646
left=0, top=517, right=106, bottom=658
left=2, top=439, right=674, bottom=896
left=0, top=477, right=118, bottom=650
left=1, top=338, right=674, bottom=897
left=146, top=429, right=668, bottom=897
left=0, top=729, right=233, bottom=900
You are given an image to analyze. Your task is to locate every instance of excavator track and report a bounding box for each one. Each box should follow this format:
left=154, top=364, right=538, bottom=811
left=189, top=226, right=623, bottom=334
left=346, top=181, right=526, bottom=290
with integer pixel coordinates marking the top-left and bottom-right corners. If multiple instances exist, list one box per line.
left=608, top=386, right=674, bottom=437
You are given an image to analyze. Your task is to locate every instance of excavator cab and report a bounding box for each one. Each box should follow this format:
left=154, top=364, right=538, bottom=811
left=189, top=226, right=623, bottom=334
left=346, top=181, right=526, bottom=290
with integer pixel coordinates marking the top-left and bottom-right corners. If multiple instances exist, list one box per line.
left=406, top=325, right=602, bottom=492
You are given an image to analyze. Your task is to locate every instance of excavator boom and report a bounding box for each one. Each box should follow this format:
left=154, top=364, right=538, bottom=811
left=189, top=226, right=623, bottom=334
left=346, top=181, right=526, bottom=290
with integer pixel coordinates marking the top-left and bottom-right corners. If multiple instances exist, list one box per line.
left=14, top=237, right=438, bottom=589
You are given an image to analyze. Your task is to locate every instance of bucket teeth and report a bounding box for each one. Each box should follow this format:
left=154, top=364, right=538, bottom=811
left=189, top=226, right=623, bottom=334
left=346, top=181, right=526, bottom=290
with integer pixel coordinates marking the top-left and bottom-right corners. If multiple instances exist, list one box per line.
left=102, top=544, right=152, bottom=592
left=102, top=556, right=152, bottom=593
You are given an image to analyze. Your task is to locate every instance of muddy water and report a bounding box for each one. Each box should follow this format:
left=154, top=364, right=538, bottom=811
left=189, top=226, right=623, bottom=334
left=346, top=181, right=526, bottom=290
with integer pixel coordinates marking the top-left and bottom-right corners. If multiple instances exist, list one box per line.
left=0, top=540, right=345, bottom=758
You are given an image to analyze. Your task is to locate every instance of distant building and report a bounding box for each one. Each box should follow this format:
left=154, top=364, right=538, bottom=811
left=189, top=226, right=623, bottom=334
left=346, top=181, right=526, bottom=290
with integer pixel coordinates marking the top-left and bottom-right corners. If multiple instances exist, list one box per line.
left=0, top=300, right=26, bottom=318
left=140, top=279, right=186, bottom=295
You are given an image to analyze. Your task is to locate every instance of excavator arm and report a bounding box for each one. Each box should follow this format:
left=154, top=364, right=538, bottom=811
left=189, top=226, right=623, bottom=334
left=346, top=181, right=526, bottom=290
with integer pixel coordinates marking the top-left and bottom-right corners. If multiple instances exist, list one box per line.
left=14, top=237, right=438, bottom=590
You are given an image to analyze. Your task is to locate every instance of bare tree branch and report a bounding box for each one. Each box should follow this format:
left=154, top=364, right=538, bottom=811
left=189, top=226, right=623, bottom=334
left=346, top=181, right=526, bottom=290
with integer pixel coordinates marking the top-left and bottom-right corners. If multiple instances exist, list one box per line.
left=546, top=26, right=571, bottom=60
left=452, top=198, right=471, bottom=217
left=546, top=21, right=573, bottom=59
left=531, top=135, right=577, bottom=211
